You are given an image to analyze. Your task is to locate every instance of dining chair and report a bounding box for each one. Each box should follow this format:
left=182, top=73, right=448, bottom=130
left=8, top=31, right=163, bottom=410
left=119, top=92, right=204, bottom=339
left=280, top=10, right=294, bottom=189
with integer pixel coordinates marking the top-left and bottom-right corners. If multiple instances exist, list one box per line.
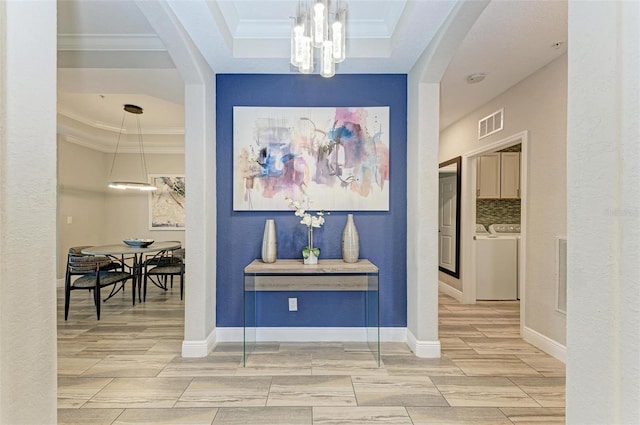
left=65, top=246, right=122, bottom=293
left=64, top=247, right=133, bottom=320
left=66, top=246, right=122, bottom=273
left=143, top=248, right=185, bottom=301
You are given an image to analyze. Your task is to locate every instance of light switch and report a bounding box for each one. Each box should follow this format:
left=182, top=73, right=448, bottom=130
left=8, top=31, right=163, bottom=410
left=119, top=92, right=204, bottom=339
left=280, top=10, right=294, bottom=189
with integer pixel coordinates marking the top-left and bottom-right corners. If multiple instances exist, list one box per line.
left=66, top=216, right=73, bottom=225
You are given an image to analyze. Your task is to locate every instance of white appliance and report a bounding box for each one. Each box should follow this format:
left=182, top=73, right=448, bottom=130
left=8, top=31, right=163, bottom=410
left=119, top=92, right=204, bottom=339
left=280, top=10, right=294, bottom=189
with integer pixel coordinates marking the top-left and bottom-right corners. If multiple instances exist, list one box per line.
left=475, top=223, right=519, bottom=300
left=488, top=223, right=521, bottom=236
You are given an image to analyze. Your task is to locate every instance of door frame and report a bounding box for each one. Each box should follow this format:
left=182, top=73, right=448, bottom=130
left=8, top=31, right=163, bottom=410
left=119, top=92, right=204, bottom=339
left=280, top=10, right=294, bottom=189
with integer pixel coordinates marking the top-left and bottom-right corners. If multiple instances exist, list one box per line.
left=460, top=130, right=528, bottom=335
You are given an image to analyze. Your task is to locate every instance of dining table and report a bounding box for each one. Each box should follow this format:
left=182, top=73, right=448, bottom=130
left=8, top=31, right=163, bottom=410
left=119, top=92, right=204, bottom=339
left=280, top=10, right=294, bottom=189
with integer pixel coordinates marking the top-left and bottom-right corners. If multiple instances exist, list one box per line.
left=82, top=241, right=182, bottom=304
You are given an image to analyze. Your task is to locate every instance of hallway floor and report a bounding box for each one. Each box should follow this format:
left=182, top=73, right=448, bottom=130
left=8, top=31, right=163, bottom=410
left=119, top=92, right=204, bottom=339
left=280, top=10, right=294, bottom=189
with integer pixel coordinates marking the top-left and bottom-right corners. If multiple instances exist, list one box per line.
left=58, top=286, right=565, bottom=424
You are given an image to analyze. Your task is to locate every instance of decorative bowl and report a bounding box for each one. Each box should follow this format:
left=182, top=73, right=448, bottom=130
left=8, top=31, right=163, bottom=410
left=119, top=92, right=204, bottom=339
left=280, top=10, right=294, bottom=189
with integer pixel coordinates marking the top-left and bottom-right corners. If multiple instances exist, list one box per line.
left=123, top=238, right=154, bottom=248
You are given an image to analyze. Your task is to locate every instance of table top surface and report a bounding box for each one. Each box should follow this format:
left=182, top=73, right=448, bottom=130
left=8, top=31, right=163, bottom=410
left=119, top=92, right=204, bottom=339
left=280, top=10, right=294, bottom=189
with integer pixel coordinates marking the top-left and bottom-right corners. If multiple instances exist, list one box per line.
left=82, top=241, right=182, bottom=256
left=244, top=259, right=378, bottom=274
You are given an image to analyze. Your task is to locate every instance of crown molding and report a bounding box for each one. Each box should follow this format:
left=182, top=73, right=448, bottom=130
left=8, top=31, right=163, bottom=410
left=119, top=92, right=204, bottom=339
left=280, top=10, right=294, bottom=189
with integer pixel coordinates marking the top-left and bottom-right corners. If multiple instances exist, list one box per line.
left=57, top=108, right=184, bottom=135
left=63, top=134, right=184, bottom=155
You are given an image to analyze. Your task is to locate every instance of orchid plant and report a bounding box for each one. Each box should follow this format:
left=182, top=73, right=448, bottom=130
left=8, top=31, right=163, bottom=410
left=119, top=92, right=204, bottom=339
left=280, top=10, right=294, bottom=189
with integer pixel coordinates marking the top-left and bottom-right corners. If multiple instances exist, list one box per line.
left=285, top=196, right=328, bottom=260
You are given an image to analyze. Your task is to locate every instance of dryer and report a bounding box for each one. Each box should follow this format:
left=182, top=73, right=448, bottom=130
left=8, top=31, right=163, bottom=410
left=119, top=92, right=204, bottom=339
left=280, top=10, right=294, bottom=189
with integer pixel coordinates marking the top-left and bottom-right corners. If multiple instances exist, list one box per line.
left=475, top=223, right=519, bottom=300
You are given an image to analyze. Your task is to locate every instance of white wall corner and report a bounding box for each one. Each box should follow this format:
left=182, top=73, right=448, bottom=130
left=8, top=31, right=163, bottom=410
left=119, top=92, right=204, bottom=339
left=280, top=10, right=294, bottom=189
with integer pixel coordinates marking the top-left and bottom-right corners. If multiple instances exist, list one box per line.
left=438, top=280, right=463, bottom=301
left=407, top=329, right=441, bottom=358
left=181, top=327, right=217, bottom=357
left=522, top=326, right=566, bottom=363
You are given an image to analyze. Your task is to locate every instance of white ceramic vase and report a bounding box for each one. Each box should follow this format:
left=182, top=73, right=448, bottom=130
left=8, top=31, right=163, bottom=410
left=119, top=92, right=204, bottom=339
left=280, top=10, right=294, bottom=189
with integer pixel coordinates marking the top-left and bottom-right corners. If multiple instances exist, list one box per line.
left=261, top=219, right=277, bottom=263
left=341, top=213, right=359, bottom=263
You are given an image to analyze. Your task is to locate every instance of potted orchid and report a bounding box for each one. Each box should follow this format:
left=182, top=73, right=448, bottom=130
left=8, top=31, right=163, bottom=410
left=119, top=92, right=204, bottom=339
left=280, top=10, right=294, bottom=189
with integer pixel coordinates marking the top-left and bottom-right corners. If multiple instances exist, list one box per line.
left=286, top=196, right=328, bottom=265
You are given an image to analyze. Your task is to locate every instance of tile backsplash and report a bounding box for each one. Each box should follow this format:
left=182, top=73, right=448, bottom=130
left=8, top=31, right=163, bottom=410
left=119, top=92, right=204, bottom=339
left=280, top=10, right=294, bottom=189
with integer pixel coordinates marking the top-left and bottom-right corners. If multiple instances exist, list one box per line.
left=477, top=199, right=521, bottom=227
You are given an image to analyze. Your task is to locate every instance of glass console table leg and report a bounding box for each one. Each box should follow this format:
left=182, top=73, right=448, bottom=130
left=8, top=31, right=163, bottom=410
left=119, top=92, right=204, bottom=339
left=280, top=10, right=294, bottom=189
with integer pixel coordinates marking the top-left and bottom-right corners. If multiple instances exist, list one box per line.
left=243, top=273, right=256, bottom=367
left=366, top=272, right=380, bottom=366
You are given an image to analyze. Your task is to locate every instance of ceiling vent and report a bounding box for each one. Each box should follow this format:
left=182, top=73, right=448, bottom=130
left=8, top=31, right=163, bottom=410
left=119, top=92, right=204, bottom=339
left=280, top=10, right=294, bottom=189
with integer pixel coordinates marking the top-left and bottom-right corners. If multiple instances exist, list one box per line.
left=478, top=108, right=504, bottom=139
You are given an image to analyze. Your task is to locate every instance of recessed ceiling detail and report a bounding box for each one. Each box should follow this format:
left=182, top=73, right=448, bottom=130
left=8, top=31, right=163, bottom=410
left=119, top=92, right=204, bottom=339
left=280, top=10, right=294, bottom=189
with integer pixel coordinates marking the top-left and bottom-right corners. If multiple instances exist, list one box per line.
left=56, top=0, right=568, bottom=146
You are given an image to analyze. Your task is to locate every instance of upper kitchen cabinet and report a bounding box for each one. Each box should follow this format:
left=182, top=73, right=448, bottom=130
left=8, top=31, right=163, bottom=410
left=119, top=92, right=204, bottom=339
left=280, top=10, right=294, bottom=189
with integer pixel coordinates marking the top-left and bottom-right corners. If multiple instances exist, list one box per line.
left=477, top=153, right=501, bottom=198
left=499, top=152, right=520, bottom=199
left=477, top=152, right=520, bottom=199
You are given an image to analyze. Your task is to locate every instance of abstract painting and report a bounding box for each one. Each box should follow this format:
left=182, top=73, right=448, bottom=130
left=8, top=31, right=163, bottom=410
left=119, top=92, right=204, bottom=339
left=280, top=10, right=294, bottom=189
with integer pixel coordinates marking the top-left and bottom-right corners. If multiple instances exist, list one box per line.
left=233, top=106, right=390, bottom=211
left=149, top=174, right=185, bottom=230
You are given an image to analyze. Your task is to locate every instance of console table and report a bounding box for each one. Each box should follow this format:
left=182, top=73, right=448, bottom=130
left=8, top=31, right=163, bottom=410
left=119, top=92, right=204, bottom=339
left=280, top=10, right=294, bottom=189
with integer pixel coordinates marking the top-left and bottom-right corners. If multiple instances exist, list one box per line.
left=243, top=259, right=379, bottom=366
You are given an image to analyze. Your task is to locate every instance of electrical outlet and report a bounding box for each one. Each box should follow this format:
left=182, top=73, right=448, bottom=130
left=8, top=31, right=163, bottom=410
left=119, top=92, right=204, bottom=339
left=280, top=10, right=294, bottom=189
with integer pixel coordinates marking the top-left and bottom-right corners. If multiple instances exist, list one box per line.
left=288, top=297, right=298, bottom=312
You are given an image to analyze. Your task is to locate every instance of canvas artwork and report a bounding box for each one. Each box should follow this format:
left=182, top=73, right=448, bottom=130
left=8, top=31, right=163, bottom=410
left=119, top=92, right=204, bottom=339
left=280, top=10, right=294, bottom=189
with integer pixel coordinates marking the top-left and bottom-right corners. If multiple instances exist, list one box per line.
left=233, top=106, right=390, bottom=211
left=149, top=175, right=185, bottom=230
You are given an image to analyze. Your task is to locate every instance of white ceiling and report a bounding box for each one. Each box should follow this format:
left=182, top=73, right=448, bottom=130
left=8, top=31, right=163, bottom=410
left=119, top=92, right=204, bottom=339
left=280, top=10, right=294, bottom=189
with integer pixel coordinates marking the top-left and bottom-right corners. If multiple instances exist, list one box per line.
left=56, top=0, right=567, bottom=151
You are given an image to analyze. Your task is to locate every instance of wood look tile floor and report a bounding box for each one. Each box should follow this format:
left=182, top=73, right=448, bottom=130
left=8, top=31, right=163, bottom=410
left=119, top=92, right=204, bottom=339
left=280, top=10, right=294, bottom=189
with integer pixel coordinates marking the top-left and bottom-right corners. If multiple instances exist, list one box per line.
left=58, top=286, right=565, bottom=424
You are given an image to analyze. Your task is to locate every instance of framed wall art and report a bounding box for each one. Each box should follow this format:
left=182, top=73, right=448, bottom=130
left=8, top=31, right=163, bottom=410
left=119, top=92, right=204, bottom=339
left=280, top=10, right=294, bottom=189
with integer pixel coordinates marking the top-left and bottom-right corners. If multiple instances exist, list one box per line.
left=148, top=174, right=185, bottom=230
left=233, top=106, right=390, bottom=211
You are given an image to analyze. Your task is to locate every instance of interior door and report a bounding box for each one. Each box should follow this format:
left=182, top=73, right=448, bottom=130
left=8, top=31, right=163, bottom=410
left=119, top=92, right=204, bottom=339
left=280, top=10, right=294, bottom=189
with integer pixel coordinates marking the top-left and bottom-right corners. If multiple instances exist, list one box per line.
left=439, top=174, right=457, bottom=272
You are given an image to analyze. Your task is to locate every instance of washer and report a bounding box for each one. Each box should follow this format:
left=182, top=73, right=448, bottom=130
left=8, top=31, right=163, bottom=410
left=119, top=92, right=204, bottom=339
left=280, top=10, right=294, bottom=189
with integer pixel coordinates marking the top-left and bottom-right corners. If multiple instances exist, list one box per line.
left=488, top=223, right=521, bottom=236
left=475, top=223, right=519, bottom=300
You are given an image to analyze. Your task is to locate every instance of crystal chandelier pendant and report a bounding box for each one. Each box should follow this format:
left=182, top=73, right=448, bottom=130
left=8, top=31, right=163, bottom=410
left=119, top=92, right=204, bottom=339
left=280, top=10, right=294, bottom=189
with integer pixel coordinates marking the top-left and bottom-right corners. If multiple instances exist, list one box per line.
left=312, top=0, right=327, bottom=48
left=332, top=9, right=346, bottom=63
left=321, top=40, right=335, bottom=78
left=290, top=0, right=346, bottom=78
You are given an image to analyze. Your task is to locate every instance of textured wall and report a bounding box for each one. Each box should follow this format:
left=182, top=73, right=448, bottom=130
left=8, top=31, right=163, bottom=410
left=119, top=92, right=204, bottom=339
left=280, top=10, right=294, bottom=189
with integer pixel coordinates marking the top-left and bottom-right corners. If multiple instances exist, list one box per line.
left=0, top=1, right=58, bottom=422
left=566, top=2, right=640, bottom=422
left=216, top=74, right=407, bottom=327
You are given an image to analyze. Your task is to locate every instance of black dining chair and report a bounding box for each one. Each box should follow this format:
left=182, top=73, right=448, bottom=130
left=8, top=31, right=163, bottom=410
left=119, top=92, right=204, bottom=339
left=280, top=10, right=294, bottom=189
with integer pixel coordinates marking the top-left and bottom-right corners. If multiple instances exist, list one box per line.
left=64, top=247, right=133, bottom=320
left=143, top=248, right=185, bottom=301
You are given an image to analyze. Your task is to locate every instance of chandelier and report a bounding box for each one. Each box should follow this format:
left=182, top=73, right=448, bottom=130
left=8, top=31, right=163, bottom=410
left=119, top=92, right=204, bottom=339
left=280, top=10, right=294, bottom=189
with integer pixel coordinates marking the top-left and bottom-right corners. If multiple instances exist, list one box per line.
left=290, top=0, right=346, bottom=78
left=107, top=104, right=157, bottom=191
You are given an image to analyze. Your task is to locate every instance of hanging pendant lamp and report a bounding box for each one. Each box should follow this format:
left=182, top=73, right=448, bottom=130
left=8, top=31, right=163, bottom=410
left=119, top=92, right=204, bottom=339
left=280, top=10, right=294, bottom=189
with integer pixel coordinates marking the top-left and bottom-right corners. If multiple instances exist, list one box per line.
left=290, top=0, right=346, bottom=78
left=107, top=104, right=156, bottom=191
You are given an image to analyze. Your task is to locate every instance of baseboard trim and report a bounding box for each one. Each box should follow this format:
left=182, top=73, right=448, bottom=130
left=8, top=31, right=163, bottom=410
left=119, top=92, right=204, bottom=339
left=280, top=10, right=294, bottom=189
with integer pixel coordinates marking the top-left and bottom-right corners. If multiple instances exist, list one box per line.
left=182, top=327, right=217, bottom=357
left=381, top=327, right=408, bottom=342
left=215, top=327, right=407, bottom=343
left=438, top=280, right=463, bottom=301
left=406, top=329, right=441, bottom=358
left=522, top=325, right=566, bottom=363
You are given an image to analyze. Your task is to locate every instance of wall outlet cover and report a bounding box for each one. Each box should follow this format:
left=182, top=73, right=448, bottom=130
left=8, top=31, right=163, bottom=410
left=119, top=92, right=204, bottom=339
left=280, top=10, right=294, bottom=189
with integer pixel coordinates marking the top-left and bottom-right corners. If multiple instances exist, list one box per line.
left=288, top=297, right=298, bottom=311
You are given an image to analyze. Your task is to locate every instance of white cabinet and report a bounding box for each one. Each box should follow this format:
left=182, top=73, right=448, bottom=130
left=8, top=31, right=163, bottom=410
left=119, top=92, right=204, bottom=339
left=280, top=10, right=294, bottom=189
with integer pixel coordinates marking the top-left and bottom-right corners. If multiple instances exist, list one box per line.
left=500, top=152, right=520, bottom=199
left=477, top=152, right=520, bottom=199
left=477, top=153, right=501, bottom=198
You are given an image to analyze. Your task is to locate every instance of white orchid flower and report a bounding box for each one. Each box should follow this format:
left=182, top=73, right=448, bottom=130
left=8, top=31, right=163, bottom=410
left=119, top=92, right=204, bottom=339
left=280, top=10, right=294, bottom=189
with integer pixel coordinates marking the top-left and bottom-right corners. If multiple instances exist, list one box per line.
left=300, top=214, right=312, bottom=226
left=286, top=197, right=329, bottom=231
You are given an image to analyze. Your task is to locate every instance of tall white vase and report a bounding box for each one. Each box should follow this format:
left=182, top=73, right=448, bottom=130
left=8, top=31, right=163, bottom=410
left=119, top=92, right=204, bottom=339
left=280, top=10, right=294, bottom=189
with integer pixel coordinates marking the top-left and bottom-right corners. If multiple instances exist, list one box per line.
left=261, top=219, right=277, bottom=263
left=341, top=214, right=359, bottom=263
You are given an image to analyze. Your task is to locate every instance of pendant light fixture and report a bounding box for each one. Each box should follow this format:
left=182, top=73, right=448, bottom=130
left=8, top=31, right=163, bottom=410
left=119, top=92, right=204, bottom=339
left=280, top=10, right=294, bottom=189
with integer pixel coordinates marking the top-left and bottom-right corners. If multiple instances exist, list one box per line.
left=290, top=0, right=346, bottom=78
left=107, top=104, right=157, bottom=191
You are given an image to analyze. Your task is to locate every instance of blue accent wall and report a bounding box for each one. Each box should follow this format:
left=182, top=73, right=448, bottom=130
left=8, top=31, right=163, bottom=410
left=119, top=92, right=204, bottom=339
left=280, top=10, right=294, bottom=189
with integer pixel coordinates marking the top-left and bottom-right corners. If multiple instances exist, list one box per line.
left=216, top=74, right=407, bottom=327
